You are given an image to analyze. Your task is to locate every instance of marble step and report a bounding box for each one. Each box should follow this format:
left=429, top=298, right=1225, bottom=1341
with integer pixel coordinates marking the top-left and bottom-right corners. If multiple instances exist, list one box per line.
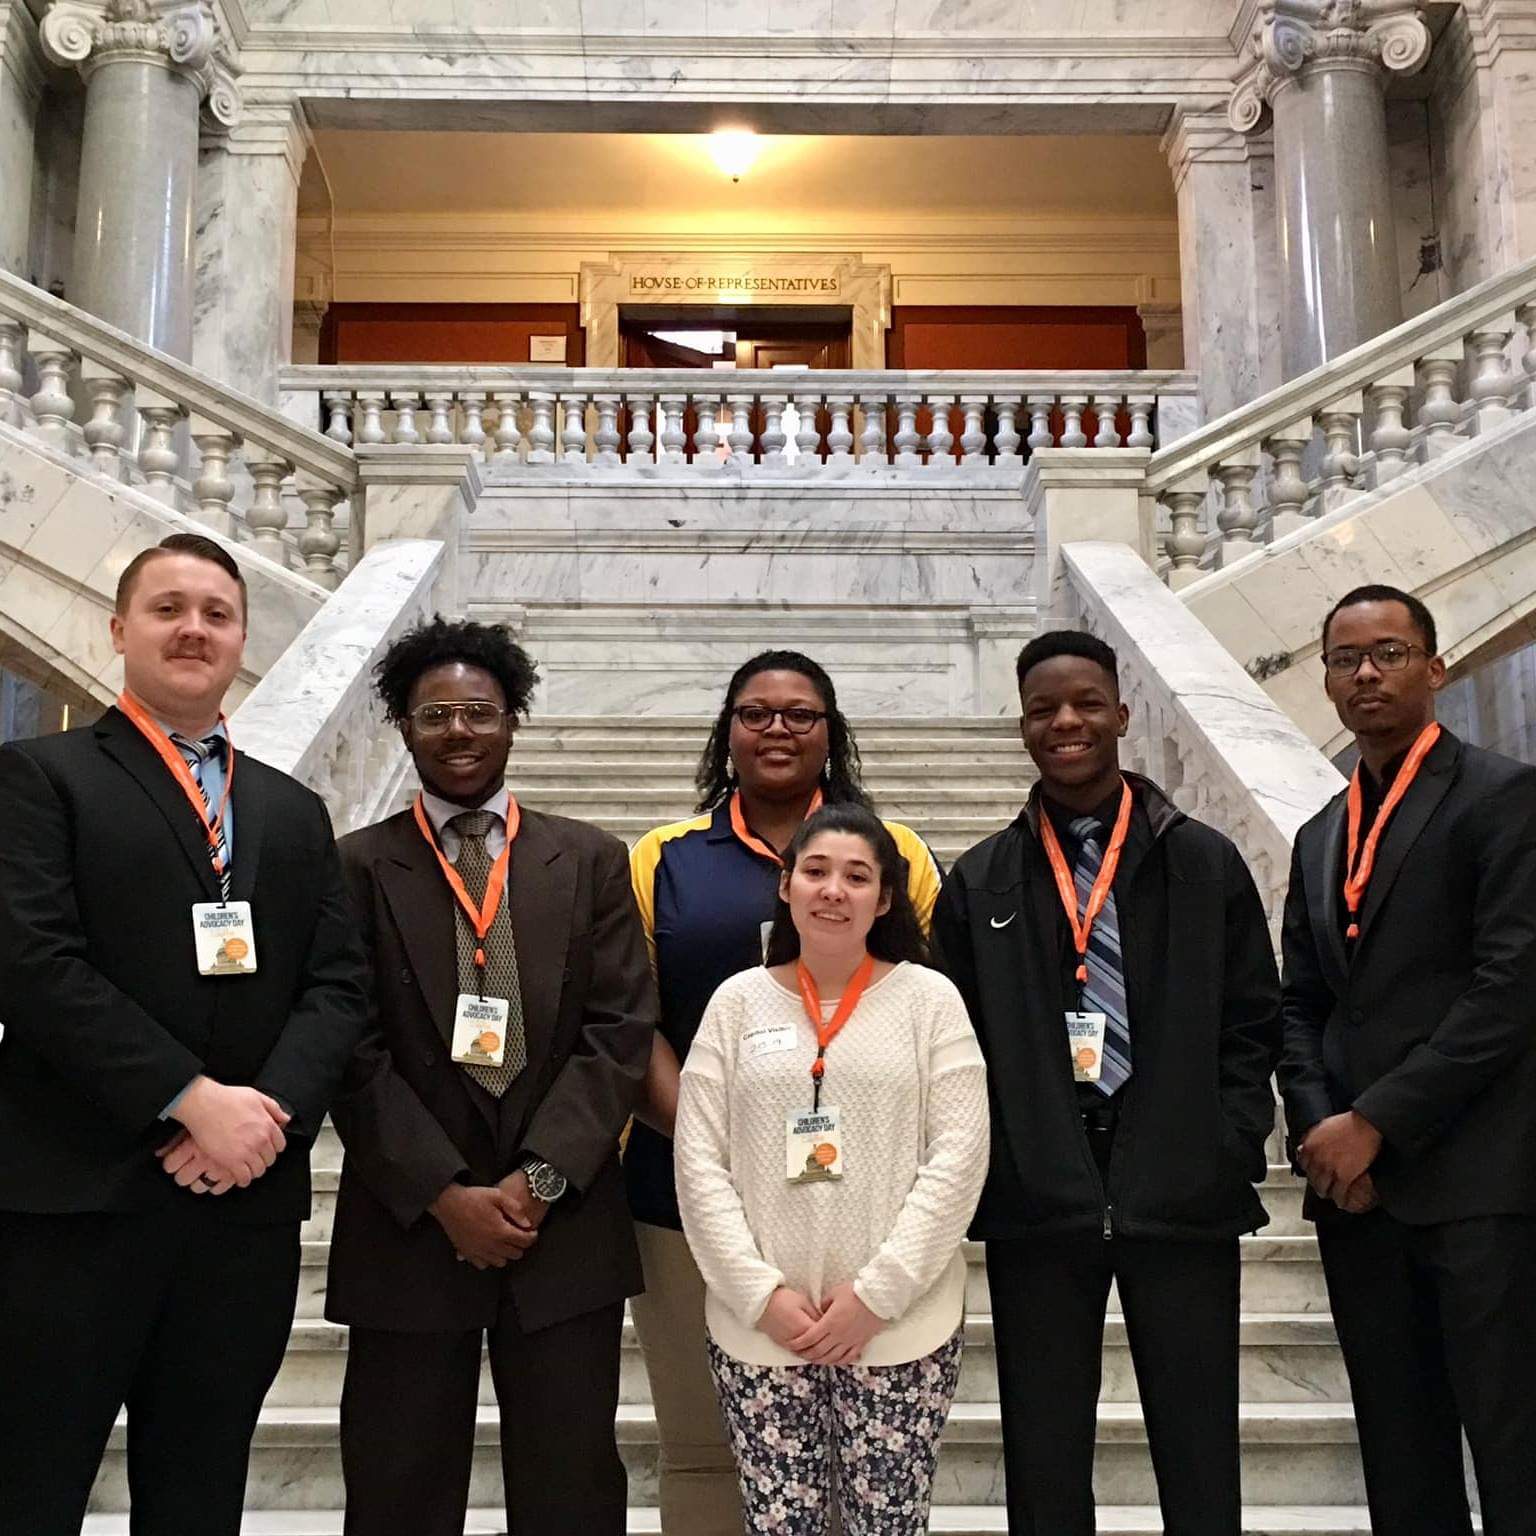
left=515, top=788, right=1026, bottom=820
left=518, top=717, right=1026, bottom=737
left=267, top=1313, right=1348, bottom=1410
left=85, top=1402, right=1369, bottom=1512
left=506, top=758, right=1032, bottom=783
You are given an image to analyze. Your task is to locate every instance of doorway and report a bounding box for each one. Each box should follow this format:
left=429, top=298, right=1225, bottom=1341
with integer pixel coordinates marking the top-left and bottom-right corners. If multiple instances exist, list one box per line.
left=619, top=307, right=852, bottom=369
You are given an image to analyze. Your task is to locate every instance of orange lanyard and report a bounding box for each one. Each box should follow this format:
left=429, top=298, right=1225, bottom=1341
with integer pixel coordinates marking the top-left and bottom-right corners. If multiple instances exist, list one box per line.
left=796, top=951, right=876, bottom=1110
left=1343, top=722, right=1441, bottom=941
left=728, top=787, right=824, bottom=866
left=412, top=792, right=521, bottom=974
left=116, top=691, right=235, bottom=885
left=1037, top=780, right=1133, bottom=987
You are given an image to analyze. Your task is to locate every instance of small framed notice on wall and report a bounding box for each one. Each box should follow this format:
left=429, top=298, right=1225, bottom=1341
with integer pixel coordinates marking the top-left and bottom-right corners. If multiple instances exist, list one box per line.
left=529, top=334, right=568, bottom=363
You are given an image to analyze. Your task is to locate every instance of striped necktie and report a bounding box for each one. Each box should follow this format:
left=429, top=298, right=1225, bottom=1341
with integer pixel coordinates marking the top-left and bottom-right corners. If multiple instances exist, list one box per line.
left=1070, top=815, right=1131, bottom=1096
left=171, top=732, right=231, bottom=901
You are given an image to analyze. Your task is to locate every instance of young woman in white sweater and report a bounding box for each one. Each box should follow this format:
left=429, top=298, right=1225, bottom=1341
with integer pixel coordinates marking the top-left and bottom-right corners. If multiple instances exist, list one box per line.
left=675, top=803, right=989, bottom=1535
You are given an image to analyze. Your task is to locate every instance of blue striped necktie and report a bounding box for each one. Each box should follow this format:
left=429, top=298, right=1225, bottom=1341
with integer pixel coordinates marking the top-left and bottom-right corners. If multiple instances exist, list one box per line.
left=172, top=733, right=232, bottom=901
left=1070, top=815, right=1131, bottom=1096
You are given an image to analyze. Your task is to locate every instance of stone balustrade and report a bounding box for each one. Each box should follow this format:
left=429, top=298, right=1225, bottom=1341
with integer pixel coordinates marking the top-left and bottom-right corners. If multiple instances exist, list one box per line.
left=1140, top=253, right=1536, bottom=588
left=0, top=269, right=357, bottom=589
left=279, top=366, right=1199, bottom=478
left=231, top=538, right=445, bottom=832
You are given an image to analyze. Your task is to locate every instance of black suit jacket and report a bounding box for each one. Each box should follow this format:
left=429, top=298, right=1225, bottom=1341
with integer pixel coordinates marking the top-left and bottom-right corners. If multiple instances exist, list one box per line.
left=1279, top=728, right=1536, bottom=1225
left=326, top=804, right=654, bottom=1334
left=0, top=708, right=370, bottom=1221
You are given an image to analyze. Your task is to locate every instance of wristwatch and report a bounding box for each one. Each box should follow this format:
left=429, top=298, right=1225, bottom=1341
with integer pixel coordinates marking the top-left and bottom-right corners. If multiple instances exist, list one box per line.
left=520, top=1156, right=568, bottom=1203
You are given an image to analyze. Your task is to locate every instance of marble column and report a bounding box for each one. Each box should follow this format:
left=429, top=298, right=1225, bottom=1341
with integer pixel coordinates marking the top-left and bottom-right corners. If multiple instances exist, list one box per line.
left=1162, top=108, right=1282, bottom=421
left=39, top=0, right=240, bottom=358
left=0, top=0, right=47, bottom=277
left=194, top=105, right=306, bottom=403
left=1230, top=1, right=1432, bottom=379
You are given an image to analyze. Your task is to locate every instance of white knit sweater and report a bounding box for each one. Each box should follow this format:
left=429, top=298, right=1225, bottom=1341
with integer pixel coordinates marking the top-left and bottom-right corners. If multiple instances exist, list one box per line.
left=675, top=961, right=990, bottom=1367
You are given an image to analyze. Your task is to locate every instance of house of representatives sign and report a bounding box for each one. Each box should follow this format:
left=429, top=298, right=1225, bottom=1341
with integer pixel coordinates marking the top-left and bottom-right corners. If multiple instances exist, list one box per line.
left=627, top=270, right=843, bottom=298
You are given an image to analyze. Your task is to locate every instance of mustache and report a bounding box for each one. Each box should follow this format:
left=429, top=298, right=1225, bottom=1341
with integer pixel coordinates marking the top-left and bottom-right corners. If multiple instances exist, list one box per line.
left=164, top=644, right=211, bottom=660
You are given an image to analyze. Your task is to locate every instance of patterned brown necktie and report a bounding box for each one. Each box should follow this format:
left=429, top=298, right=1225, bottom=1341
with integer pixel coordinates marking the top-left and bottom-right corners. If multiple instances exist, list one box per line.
left=448, top=810, right=526, bottom=1098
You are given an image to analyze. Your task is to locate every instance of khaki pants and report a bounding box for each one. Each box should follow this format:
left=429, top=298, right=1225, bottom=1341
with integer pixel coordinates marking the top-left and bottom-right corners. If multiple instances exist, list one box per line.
left=631, top=1222, right=745, bottom=1536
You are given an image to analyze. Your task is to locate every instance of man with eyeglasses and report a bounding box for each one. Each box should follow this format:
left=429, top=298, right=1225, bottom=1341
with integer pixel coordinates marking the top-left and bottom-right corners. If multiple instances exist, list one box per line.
left=326, top=616, right=655, bottom=1536
left=1279, top=583, right=1536, bottom=1535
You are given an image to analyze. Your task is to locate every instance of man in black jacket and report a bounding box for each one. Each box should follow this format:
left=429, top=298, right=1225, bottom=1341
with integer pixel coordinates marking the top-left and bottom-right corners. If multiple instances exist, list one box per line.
left=933, top=629, right=1280, bottom=1536
left=0, top=533, right=369, bottom=1535
left=1279, top=584, right=1536, bottom=1536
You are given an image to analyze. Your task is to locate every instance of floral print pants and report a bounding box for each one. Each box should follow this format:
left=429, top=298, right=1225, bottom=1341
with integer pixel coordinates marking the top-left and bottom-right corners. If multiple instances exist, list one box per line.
left=706, top=1331, right=962, bottom=1535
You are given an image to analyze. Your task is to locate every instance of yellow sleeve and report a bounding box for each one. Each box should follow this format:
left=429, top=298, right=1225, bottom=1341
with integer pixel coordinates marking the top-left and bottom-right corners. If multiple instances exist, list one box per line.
left=886, top=819, right=943, bottom=936
left=629, top=828, right=663, bottom=973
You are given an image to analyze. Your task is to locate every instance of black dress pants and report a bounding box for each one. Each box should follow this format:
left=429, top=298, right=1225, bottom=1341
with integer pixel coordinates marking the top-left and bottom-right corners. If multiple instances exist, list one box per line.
left=1316, top=1208, right=1536, bottom=1536
left=987, top=1232, right=1242, bottom=1536
left=0, top=1206, right=301, bottom=1536
left=340, top=1298, right=627, bottom=1536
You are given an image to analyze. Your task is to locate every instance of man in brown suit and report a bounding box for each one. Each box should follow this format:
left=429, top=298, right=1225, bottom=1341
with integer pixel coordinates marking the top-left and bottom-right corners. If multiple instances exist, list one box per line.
left=328, top=617, right=655, bottom=1536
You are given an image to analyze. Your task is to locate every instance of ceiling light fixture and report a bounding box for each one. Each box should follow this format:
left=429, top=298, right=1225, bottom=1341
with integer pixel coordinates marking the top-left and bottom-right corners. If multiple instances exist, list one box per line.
left=708, top=130, right=761, bottom=182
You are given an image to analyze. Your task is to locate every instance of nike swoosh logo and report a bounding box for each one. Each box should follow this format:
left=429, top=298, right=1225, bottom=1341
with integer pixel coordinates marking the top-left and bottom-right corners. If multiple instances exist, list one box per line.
left=989, top=913, right=1017, bottom=929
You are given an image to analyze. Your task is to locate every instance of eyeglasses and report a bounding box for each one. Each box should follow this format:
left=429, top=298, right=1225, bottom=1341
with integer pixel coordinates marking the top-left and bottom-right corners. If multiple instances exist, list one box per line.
left=1321, top=642, right=1428, bottom=677
left=731, top=704, right=827, bottom=735
left=409, top=701, right=508, bottom=735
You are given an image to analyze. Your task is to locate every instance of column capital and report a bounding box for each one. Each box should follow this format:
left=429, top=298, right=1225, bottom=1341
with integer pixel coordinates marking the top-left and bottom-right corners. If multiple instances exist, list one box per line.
left=40, top=0, right=241, bottom=127
left=201, top=100, right=310, bottom=182
left=1229, top=0, right=1432, bottom=133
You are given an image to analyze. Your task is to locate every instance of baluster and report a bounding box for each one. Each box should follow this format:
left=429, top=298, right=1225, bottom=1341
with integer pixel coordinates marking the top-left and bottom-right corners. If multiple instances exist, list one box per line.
left=1415, top=346, right=1464, bottom=459
left=490, top=392, right=522, bottom=468
left=561, top=393, right=589, bottom=466
left=245, top=452, right=294, bottom=566
left=355, top=391, right=387, bottom=445
left=390, top=393, right=421, bottom=445
left=526, top=392, right=557, bottom=464
left=627, top=394, right=656, bottom=465
left=1262, top=417, right=1315, bottom=537
left=658, top=394, right=687, bottom=466
left=957, top=397, right=987, bottom=464
left=994, top=398, right=1023, bottom=467
left=693, top=395, right=722, bottom=468
left=80, top=363, right=129, bottom=479
left=857, top=395, right=888, bottom=465
left=296, top=477, right=345, bottom=589
left=1126, top=395, right=1156, bottom=450
left=793, top=392, right=822, bottom=465
left=593, top=394, right=623, bottom=467
left=1026, top=395, right=1055, bottom=452
left=1366, top=368, right=1414, bottom=486
left=28, top=334, right=76, bottom=449
left=0, top=321, right=24, bottom=422
left=1059, top=395, right=1088, bottom=448
left=189, top=416, right=241, bottom=535
left=460, top=392, right=487, bottom=456
left=1161, top=472, right=1210, bottom=590
left=1519, top=300, right=1536, bottom=411
left=825, top=395, right=854, bottom=463
left=1318, top=392, right=1364, bottom=508
left=425, top=391, right=456, bottom=444
left=760, top=395, right=788, bottom=468
left=136, top=390, right=187, bottom=502
left=322, top=391, right=353, bottom=444
left=1467, top=312, right=1518, bottom=434
left=893, top=394, right=922, bottom=468
left=1213, top=449, right=1262, bottom=566
left=1092, top=394, right=1123, bottom=448
left=726, top=395, right=754, bottom=464
left=925, top=396, right=955, bottom=465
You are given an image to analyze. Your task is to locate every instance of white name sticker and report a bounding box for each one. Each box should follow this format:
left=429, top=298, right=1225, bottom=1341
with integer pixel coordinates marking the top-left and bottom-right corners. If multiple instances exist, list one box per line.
left=742, top=1022, right=798, bottom=1060
left=191, top=902, right=258, bottom=976
left=1066, top=1011, right=1106, bottom=1083
left=451, top=994, right=510, bottom=1067
left=786, top=1106, right=843, bottom=1183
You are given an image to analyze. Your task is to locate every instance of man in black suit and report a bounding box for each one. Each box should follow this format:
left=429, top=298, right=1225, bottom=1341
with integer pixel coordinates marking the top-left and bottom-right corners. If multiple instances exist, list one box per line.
left=329, top=617, right=654, bottom=1536
left=0, top=532, right=369, bottom=1536
left=1280, top=583, right=1536, bottom=1535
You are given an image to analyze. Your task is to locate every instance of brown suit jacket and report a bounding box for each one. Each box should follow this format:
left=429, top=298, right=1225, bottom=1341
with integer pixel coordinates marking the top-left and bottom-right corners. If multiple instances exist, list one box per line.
left=325, top=803, right=655, bottom=1333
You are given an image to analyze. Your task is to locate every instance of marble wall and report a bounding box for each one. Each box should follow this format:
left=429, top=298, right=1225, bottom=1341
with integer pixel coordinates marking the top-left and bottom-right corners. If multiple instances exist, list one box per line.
left=25, top=80, right=82, bottom=298
left=0, top=0, right=44, bottom=278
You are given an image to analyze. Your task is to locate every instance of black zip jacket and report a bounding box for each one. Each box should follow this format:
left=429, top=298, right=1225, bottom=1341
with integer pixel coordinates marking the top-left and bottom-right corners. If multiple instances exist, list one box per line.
left=931, top=774, right=1280, bottom=1242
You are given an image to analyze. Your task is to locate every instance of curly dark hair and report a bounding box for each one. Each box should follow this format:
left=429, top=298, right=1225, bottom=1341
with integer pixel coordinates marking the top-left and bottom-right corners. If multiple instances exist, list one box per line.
left=694, top=650, right=872, bottom=813
left=374, top=616, right=539, bottom=725
left=763, top=803, right=928, bottom=967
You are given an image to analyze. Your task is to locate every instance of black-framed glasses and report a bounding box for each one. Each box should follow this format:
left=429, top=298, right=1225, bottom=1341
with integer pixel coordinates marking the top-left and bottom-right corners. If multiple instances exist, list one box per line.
left=1321, top=642, right=1427, bottom=677
left=409, top=700, right=508, bottom=735
left=731, top=704, right=827, bottom=735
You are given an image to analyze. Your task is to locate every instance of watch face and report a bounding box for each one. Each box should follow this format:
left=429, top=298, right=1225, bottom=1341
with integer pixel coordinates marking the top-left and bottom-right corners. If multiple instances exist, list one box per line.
left=530, top=1164, right=565, bottom=1200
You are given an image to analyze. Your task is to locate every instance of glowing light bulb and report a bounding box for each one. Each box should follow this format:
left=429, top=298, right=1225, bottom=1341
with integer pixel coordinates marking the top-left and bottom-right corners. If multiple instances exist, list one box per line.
left=708, top=130, right=761, bottom=182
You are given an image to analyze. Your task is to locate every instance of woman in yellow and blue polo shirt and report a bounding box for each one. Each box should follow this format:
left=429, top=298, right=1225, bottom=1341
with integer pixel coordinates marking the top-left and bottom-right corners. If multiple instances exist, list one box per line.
left=626, top=649, right=941, bottom=1536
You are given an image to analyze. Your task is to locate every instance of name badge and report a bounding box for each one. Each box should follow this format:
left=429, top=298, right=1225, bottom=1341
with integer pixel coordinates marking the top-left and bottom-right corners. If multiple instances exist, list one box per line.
left=451, top=994, right=510, bottom=1067
left=742, top=1022, right=797, bottom=1060
left=191, top=902, right=258, bottom=976
left=1066, top=1011, right=1106, bottom=1083
left=786, top=1106, right=843, bottom=1183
